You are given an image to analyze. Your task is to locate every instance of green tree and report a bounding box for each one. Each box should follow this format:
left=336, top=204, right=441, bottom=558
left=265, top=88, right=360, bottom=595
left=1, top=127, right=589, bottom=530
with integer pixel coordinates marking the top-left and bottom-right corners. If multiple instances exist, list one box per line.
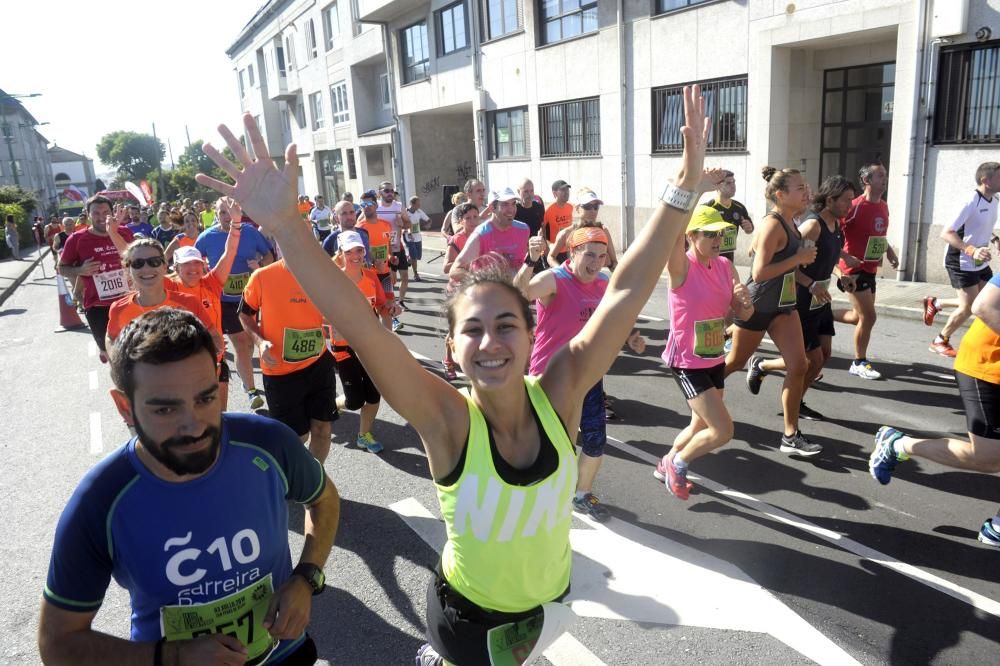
left=177, top=140, right=217, bottom=175
left=95, top=131, right=164, bottom=182
left=0, top=184, right=38, bottom=212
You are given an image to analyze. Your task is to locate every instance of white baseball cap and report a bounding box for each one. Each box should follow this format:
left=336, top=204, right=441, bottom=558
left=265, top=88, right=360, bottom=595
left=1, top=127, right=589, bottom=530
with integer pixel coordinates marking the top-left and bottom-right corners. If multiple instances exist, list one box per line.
left=494, top=186, right=518, bottom=202
left=339, top=230, right=365, bottom=252
left=575, top=189, right=603, bottom=206
left=174, top=246, right=207, bottom=264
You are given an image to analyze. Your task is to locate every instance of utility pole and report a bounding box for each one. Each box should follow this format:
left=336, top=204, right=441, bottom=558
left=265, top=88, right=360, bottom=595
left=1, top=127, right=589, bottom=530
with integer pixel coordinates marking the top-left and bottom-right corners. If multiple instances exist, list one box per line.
left=151, top=122, right=164, bottom=202
left=185, top=125, right=192, bottom=150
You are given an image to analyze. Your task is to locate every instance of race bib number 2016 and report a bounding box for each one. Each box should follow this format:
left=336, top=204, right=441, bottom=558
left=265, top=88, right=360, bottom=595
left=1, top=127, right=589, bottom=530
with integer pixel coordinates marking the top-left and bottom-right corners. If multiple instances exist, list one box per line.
left=95, top=269, right=127, bottom=300
left=160, top=574, right=277, bottom=665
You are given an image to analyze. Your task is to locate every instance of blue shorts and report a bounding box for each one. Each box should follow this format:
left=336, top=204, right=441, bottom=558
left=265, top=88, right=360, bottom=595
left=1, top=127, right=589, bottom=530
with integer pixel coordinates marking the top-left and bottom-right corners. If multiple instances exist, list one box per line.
left=579, top=381, right=606, bottom=457
left=406, top=239, right=422, bottom=260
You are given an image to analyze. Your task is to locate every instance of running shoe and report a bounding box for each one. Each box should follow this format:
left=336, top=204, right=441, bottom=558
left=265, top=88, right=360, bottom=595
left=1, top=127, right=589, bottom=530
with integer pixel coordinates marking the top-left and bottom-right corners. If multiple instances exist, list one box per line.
left=356, top=432, right=384, bottom=454
left=413, top=274, right=422, bottom=282
left=780, top=430, right=822, bottom=456
left=929, top=338, right=957, bottom=358
left=978, top=519, right=1000, bottom=548
left=798, top=402, right=825, bottom=421
left=415, top=643, right=444, bottom=666
left=572, top=493, right=611, bottom=521
left=746, top=355, right=766, bottom=395
left=870, top=425, right=908, bottom=485
left=653, top=457, right=694, bottom=489
left=247, top=388, right=266, bottom=410
left=664, top=458, right=690, bottom=500
left=392, top=317, right=404, bottom=332
left=922, top=296, right=941, bottom=326
left=849, top=360, right=882, bottom=380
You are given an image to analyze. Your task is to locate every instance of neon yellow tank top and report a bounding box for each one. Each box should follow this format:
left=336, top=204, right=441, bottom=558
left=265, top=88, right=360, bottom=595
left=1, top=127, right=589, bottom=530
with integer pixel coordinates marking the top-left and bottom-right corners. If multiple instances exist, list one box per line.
left=435, top=376, right=578, bottom=613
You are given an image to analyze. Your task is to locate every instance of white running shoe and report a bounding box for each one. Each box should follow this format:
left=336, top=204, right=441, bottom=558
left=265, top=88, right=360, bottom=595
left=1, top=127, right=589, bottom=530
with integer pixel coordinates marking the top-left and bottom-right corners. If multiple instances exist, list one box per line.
left=849, top=361, right=882, bottom=380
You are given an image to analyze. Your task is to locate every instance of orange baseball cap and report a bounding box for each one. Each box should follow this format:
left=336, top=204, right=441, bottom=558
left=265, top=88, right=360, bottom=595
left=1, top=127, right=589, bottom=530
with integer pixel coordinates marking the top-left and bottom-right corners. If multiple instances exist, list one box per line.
left=569, top=226, right=609, bottom=248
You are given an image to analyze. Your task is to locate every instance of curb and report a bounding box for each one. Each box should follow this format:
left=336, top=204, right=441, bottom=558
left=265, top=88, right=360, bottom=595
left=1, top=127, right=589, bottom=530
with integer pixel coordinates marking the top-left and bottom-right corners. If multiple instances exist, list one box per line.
left=0, top=247, right=50, bottom=308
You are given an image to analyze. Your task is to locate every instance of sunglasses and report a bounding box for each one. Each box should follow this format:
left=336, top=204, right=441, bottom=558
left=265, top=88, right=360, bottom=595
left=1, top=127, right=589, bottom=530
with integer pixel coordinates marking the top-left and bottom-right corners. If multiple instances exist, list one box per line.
left=581, top=203, right=601, bottom=211
left=697, top=230, right=724, bottom=239
left=360, top=201, right=376, bottom=208
left=128, top=256, right=165, bottom=269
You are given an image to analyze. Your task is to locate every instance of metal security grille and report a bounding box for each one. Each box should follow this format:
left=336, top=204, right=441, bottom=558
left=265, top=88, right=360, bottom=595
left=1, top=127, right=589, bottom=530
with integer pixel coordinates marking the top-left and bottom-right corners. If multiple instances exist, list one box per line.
left=539, top=97, right=600, bottom=157
left=935, top=41, right=1000, bottom=145
left=652, top=76, right=747, bottom=154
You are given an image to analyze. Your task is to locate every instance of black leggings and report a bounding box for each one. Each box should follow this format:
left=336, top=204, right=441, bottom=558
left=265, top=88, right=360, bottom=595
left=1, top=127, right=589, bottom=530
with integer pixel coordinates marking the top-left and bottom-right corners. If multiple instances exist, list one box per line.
left=335, top=347, right=380, bottom=409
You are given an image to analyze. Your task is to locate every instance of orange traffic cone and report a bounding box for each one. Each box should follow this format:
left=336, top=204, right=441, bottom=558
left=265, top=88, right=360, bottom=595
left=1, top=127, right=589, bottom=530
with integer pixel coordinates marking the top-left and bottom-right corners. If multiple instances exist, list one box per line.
left=56, top=275, right=86, bottom=330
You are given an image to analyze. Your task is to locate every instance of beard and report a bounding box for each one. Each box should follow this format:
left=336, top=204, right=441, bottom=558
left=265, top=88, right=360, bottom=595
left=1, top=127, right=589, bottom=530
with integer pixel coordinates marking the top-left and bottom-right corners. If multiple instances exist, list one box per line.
left=134, top=418, right=222, bottom=476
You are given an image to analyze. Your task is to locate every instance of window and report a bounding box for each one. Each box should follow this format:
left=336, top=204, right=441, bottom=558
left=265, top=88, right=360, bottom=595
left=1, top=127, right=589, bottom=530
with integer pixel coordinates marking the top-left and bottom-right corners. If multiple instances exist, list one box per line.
left=285, top=34, right=296, bottom=69
left=487, top=107, right=529, bottom=159
left=330, top=81, right=350, bottom=124
left=400, top=22, right=430, bottom=84
left=539, top=97, right=600, bottom=157
left=276, top=45, right=287, bottom=75
left=347, top=148, right=357, bottom=178
left=935, top=40, right=1000, bottom=144
left=484, top=0, right=520, bottom=40
left=238, top=70, right=246, bottom=98
left=282, top=108, right=292, bottom=132
left=248, top=64, right=255, bottom=86
left=296, top=101, right=306, bottom=128
left=437, top=1, right=468, bottom=56
left=656, top=0, right=716, bottom=13
left=653, top=76, right=748, bottom=153
left=323, top=3, right=341, bottom=51
left=11, top=160, right=23, bottom=177
left=306, top=19, right=319, bottom=58
left=379, top=73, right=392, bottom=109
left=351, top=0, right=363, bottom=36
left=538, top=0, right=597, bottom=46
left=310, top=91, right=325, bottom=130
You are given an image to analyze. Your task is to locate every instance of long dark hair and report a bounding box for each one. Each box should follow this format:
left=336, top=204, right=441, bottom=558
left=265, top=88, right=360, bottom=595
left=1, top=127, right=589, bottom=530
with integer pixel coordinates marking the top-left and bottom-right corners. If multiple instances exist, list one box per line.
left=811, top=175, right=856, bottom=213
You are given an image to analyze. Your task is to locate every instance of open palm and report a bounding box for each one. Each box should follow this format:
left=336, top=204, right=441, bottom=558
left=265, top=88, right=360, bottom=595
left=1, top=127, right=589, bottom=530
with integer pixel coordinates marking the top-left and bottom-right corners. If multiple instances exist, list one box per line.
left=195, top=114, right=299, bottom=237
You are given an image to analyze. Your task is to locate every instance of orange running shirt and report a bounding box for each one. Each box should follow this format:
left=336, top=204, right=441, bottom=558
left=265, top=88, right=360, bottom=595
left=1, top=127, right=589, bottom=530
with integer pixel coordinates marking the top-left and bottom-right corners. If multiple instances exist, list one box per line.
left=358, top=218, right=393, bottom=264
left=954, top=275, right=1000, bottom=385
left=168, top=272, right=225, bottom=338
left=107, top=291, right=214, bottom=342
left=241, top=260, right=327, bottom=376
left=544, top=202, right=574, bottom=244
left=331, top=268, right=386, bottom=361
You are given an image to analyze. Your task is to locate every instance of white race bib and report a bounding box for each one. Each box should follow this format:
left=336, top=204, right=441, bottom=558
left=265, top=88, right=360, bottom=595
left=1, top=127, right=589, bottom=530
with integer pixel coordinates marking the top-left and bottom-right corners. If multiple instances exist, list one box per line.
left=94, top=269, right=128, bottom=300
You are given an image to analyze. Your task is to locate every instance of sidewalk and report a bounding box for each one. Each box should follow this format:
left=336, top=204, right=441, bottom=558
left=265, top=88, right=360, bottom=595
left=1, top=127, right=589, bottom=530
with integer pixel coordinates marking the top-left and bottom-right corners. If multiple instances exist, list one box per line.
left=419, top=232, right=957, bottom=324
left=0, top=244, right=51, bottom=308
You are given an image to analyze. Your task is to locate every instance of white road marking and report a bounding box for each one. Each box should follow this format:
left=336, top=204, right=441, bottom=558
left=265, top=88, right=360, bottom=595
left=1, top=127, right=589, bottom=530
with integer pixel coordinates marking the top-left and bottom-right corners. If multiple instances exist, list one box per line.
left=89, top=412, right=102, bottom=454
left=409, top=349, right=466, bottom=379
left=636, top=312, right=665, bottom=323
left=924, top=371, right=955, bottom=381
left=88, top=339, right=97, bottom=357
left=857, top=403, right=959, bottom=434
left=606, top=435, right=1000, bottom=620
left=873, top=501, right=917, bottom=519
left=389, top=498, right=608, bottom=666
left=88, top=370, right=98, bottom=390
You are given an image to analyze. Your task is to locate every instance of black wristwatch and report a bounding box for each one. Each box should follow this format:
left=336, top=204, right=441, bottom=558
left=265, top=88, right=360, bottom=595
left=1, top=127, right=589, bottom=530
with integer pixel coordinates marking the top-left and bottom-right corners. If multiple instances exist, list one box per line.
left=292, top=563, right=326, bottom=595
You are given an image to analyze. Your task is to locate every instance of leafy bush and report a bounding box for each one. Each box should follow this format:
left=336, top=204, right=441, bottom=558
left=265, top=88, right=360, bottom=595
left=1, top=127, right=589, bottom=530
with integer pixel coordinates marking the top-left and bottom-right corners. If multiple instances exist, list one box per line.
left=0, top=203, right=30, bottom=260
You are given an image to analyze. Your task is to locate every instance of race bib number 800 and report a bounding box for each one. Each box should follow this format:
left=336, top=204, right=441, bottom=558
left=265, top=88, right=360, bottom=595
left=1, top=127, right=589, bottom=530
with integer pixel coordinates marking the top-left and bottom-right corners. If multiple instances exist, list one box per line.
left=160, top=574, right=277, bottom=664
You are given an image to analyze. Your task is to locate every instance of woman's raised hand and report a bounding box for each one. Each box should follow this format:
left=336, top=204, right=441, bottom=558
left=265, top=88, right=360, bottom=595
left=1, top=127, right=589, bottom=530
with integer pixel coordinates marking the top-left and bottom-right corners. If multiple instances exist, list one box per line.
left=195, top=114, right=300, bottom=238
left=676, top=85, right=710, bottom=190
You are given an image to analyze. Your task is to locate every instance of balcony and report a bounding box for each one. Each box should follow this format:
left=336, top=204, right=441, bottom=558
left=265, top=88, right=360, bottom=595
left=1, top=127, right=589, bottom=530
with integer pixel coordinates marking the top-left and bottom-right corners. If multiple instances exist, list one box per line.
left=357, top=0, right=427, bottom=24
left=268, top=73, right=300, bottom=101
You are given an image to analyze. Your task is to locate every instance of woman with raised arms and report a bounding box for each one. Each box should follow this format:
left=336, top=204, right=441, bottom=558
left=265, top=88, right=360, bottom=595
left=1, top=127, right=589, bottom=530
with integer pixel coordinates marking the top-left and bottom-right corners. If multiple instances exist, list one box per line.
left=196, top=86, right=713, bottom=665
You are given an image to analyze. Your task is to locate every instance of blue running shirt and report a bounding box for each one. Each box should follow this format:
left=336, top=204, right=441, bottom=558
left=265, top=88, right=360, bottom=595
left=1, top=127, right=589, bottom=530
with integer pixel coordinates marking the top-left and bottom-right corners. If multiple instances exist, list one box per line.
left=195, top=225, right=274, bottom=303
left=44, top=413, right=326, bottom=663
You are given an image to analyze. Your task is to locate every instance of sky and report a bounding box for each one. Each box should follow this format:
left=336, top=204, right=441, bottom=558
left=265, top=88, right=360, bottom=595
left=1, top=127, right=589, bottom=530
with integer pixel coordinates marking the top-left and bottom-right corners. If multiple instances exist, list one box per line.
left=4, top=0, right=265, bottom=178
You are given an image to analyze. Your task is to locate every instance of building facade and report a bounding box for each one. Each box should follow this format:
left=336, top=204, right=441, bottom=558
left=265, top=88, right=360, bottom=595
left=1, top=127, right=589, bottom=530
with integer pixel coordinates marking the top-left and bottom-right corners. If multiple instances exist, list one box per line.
left=0, top=90, right=57, bottom=214
left=230, top=0, right=1000, bottom=283
left=49, top=146, right=97, bottom=215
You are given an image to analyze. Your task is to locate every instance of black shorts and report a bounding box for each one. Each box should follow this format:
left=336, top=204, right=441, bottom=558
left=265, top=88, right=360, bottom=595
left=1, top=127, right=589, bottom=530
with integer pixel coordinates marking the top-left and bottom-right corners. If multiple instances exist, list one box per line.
left=799, top=304, right=835, bottom=352
left=837, top=270, right=877, bottom=294
left=275, top=635, right=318, bottom=666
left=956, top=370, right=1000, bottom=439
left=734, top=308, right=792, bottom=332
left=946, top=264, right=993, bottom=290
left=426, top=562, right=565, bottom=666
left=335, top=348, right=381, bottom=409
left=221, top=300, right=245, bottom=335
left=261, top=351, right=338, bottom=436
left=671, top=364, right=726, bottom=400
left=391, top=250, right=410, bottom=271
left=84, top=306, right=110, bottom=351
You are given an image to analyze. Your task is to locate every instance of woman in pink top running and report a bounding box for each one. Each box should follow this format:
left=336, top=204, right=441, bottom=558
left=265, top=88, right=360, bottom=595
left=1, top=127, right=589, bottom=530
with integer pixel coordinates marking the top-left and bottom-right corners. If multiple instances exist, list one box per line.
left=655, top=206, right=754, bottom=500
left=442, top=203, right=481, bottom=379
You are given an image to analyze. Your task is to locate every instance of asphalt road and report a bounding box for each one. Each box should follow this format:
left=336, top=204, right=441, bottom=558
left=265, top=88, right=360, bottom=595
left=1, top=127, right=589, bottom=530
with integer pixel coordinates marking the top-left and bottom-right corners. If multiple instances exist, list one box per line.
left=2, top=247, right=998, bottom=666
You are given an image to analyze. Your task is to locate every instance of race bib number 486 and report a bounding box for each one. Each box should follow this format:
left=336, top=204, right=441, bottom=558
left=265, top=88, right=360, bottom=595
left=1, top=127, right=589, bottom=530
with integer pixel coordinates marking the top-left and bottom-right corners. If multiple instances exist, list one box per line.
left=160, top=574, right=277, bottom=665
left=283, top=328, right=324, bottom=363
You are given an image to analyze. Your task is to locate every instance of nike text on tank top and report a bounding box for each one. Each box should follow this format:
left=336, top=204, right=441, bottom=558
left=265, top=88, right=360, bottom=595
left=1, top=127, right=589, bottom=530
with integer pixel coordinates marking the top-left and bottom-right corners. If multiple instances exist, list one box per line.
left=435, top=377, right=577, bottom=613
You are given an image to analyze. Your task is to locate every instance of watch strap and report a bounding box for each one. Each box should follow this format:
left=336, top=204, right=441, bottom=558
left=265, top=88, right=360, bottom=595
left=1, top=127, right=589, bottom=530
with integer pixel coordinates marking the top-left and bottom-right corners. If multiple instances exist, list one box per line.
left=660, top=182, right=697, bottom=212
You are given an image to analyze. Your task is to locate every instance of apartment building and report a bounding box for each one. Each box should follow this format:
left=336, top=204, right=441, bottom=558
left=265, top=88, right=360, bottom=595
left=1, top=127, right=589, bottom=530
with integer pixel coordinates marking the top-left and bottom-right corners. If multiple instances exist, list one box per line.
left=231, top=0, right=1000, bottom=283
left=0, top=90, right=57, bottom=213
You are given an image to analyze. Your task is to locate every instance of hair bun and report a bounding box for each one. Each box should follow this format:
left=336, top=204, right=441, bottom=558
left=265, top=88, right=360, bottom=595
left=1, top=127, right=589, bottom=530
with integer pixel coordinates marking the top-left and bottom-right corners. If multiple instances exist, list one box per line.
left=761, top=166, right=778, bottom=182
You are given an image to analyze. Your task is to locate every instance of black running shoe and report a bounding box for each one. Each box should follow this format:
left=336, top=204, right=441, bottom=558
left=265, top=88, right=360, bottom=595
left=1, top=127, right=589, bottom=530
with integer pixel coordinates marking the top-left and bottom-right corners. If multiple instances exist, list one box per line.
left=780, top=430, right=822, bottom=456
left=798, top=402, right=825, bottom=421
left=746, top=355, right=766, bottom=395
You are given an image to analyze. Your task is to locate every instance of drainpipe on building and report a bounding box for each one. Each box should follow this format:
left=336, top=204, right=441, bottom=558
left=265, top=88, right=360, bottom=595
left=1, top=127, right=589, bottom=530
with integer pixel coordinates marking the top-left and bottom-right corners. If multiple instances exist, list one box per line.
left=376, top=22, right=406, bottom=197
left=617, top=0, right=631, bottom=249
left=468, top=0, right=488, bottom=181
left=900, top=0, right=933, bottom=281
